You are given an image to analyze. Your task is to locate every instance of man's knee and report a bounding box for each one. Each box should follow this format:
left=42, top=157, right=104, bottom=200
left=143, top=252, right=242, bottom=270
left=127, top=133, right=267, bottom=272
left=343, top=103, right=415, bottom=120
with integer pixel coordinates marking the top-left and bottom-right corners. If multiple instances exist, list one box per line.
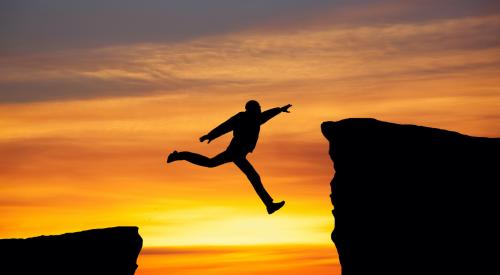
left=206, top=159, right=219, bottom=168
left=207, top=156, right=228, bottom=167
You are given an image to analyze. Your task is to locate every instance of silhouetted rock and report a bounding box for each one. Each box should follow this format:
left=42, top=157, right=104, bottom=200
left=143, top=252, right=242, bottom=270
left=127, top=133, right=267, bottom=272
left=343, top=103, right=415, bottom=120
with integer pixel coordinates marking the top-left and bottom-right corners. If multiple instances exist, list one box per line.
left=0, top=226, right=142, bottom=275
left=322, top=118, right=499, bottom=275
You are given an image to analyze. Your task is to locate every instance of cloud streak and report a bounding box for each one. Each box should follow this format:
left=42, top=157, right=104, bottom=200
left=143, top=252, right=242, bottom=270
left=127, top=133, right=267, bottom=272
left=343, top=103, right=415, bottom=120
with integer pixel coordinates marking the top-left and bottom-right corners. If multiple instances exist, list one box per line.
left=1, top=14, right=499, bottom=103
left=0, top=0, right=333, bottom=54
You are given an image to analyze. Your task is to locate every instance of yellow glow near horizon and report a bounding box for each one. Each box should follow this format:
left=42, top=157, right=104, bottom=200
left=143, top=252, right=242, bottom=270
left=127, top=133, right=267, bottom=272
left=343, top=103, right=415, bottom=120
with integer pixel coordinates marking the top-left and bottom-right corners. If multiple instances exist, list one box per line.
left=136, top=245, right=340, bottom=275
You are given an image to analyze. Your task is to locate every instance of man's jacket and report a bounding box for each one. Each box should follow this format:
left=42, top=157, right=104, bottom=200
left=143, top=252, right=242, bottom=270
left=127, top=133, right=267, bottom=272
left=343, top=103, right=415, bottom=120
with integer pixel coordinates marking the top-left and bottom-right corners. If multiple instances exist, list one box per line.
left=205, top=108, right=282, bottom=153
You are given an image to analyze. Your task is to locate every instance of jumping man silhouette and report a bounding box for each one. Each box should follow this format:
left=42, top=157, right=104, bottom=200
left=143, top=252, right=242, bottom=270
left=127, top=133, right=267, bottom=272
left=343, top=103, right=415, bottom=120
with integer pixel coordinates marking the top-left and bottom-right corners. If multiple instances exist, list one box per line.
left=167, top=100, right=292, bottom=214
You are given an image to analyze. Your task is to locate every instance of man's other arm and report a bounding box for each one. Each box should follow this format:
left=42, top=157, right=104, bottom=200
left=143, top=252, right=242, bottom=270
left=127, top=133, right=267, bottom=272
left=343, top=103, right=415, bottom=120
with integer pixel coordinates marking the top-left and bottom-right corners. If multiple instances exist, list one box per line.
left=200, top=113, right=241, bottom=143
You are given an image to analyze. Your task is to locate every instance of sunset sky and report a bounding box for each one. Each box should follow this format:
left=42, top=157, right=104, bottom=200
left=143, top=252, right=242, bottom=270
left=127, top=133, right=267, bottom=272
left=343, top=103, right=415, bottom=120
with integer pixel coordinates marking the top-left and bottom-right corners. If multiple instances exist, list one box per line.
left=1, top=1, right=499, bottom=274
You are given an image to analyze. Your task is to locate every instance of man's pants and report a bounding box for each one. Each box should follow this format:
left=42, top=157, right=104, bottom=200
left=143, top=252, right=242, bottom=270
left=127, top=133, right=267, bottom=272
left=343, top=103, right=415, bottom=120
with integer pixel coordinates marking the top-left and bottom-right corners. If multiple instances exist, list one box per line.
left=175, top=150, right=274, bottom=206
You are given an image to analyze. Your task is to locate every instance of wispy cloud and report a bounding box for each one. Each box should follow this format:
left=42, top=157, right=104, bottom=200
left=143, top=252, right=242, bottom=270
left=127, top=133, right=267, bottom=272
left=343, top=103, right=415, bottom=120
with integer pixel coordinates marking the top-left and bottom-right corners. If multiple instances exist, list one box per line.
left=2, top=14, right=499, bottom=103
left=0, top=0, right=334, bottom=54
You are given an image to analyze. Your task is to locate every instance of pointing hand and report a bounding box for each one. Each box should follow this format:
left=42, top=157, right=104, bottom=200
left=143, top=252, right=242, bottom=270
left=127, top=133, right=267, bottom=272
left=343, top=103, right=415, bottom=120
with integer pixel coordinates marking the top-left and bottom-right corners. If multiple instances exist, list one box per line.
left=281, top=104, right=292, bottom=113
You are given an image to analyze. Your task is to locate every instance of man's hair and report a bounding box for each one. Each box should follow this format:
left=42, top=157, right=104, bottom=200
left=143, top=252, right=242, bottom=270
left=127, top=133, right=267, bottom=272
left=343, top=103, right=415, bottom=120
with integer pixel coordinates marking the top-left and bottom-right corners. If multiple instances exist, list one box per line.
left=245, top=100, right=260, bottom=111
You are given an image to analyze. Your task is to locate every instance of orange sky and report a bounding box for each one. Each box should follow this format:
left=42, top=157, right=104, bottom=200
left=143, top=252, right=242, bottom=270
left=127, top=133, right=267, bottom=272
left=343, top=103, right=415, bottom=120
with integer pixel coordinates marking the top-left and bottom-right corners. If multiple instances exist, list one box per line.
left=1, top=2, right=500, bottom=274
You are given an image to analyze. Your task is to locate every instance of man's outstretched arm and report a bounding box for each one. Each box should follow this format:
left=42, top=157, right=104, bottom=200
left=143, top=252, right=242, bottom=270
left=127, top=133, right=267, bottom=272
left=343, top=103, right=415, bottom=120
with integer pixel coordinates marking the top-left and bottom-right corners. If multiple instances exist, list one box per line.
left=260, top=104, right=292, bottom=125
left=200, top=113, right=241, bottom=143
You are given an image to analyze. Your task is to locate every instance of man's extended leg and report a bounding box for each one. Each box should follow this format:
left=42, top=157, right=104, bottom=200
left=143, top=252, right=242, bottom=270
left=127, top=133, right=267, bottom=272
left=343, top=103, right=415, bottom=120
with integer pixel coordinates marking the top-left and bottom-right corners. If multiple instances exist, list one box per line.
left=234, top=157, right=285, bottom=214
left=167, top=150, right=231, bottom=168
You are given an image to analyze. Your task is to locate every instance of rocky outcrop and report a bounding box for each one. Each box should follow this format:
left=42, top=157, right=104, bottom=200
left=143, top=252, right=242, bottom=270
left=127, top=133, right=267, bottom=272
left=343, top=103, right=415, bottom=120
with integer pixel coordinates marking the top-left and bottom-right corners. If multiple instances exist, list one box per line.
left=322, top=118, right=499, bottom=275
left=0, top=226, right=142, bottom=275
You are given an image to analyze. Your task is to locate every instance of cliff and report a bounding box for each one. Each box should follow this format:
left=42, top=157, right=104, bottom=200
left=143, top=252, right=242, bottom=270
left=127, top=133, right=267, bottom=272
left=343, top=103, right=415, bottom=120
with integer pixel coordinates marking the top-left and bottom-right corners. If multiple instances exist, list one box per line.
left=322, top=118, right=499, bottom=275
left=0, top=226, right=143, bottom=275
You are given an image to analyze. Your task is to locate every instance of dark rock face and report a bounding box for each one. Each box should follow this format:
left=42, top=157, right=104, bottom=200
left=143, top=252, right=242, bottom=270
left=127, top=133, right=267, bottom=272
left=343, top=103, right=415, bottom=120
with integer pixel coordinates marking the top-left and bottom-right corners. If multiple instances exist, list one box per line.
left=322, top=118, right=499, bottom=275
left=0, top=226, right=143, bottom=275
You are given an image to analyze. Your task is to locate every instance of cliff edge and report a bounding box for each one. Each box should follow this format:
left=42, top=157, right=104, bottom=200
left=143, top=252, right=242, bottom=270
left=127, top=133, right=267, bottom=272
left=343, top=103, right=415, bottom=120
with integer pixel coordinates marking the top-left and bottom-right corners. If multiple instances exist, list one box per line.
left=0, top=226, right=143, bottom=275
left=322, top=118, right=499, bottom=275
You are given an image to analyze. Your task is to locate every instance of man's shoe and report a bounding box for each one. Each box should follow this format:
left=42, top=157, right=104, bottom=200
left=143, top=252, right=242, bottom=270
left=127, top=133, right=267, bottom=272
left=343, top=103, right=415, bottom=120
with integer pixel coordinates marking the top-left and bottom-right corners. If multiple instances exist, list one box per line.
left=167, top=151, right=179, bottom=163
left=267, top=201, right=285, bottom=215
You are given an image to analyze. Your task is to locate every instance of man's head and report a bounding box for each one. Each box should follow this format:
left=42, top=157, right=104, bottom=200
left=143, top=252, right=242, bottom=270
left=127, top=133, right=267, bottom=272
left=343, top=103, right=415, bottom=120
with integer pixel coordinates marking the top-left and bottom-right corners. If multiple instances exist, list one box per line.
left=245, top=100, right=261, bottom=115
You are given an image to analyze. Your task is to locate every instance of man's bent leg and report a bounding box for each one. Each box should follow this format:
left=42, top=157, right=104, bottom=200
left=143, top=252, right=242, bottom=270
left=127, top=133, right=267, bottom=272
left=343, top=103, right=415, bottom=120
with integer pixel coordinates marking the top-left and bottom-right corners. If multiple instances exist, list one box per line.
left=172, top=151, right=232, bottom=168
left=234, top=157, right=274, bottom=206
